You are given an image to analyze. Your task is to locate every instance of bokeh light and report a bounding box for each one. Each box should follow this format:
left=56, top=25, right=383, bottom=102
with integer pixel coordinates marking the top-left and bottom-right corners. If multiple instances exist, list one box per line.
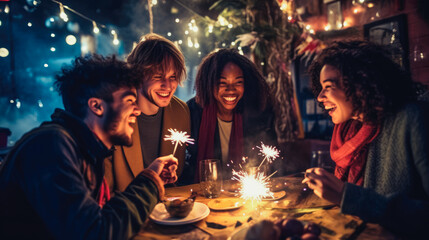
left=0, top=48, right=9, bottom=57
left=66, top=35, right=77, bottom=45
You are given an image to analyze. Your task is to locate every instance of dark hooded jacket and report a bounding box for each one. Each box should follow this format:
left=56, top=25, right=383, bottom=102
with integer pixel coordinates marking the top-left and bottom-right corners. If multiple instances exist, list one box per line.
left=0, top=109, right=163, bottom=240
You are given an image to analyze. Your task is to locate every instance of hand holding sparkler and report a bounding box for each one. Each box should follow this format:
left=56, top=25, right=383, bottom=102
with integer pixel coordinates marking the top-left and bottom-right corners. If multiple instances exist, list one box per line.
left=147, top=154, right=178, bottom=185
left=257, top=142, right=280, bottom=169
left=164, top=128, right=195, bottom=156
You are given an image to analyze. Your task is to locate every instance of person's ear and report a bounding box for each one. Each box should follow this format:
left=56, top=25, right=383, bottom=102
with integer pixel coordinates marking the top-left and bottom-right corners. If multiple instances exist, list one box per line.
left=87, top=97, right=104, bottom=116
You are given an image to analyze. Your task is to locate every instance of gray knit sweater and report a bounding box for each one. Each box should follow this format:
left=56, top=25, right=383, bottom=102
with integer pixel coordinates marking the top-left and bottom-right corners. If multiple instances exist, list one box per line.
left=341, top=103, right=429, bottom=238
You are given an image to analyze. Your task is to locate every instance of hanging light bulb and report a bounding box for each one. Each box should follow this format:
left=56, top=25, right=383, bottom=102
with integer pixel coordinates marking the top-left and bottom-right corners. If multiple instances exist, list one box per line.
left=280, top=1, right=288, bottom=12
left=59, top=3, right=68, bottom=22
left=92, top=21, right=99, bottom=34
left=113, top=37, right=119, bottom=45
left=238, top=48, right=244, bottom=55
left=324, top=24, right=331, bottom=31
left=16, top=99, right=21, bottom=109
left=4, top=5, right=10, bottom=14
left=112, top=30, right=119, bottom=45
left=187, top=37, right=193, bottom=48
left=218, top=16, right=228, bottom=26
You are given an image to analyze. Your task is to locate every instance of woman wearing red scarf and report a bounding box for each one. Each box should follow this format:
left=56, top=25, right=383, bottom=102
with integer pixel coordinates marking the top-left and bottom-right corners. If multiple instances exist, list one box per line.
left=182, top=49, right=277, bottom=184
left=302, top=41, right=429, bottom=238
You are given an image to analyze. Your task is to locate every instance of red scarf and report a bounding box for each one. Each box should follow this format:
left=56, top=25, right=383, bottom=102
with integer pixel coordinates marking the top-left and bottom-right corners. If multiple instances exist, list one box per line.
left=196, top=103, right=243, bottom=181
left=97, top=177, right=111, bottom=207
left=330, top=120, right=380, bottom=186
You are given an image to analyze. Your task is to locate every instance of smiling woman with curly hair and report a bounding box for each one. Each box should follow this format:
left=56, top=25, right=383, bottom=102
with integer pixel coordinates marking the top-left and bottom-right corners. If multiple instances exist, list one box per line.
left=309, top=41, right=418, bottom=125
left=302, top=41, right=429, bottom=238
left=183, top=48, right=277, bottom=184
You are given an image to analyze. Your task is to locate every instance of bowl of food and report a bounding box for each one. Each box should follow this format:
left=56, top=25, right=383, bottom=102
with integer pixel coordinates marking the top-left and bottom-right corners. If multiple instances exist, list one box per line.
left=163, top=192, right=197, bottom=218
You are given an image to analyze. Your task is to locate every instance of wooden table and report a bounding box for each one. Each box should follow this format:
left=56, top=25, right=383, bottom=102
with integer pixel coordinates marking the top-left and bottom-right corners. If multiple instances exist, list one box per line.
left=134, top=175, right=399, bottom=240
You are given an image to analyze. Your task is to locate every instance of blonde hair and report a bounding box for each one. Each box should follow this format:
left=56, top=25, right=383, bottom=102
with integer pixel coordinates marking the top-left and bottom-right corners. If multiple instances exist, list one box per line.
left=127, top=33, right=186, bottom=85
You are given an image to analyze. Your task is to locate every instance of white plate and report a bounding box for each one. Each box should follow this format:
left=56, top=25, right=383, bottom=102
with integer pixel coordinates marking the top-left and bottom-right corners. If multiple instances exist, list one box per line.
left=262, top=191, right=286, bottom=201
left=207, top=198, right=245, bottom=210
left=149, top=202, right=210, bottom=225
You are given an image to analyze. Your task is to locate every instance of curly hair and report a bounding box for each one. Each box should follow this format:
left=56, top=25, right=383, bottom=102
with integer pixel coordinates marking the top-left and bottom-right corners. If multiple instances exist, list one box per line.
left=55, top=54, right=142, bottom=119
left=127, top=33, right=186, bottom=85
left=195, top=48, right=270, bottom=112
left=309, top=41, right=418, bottom=125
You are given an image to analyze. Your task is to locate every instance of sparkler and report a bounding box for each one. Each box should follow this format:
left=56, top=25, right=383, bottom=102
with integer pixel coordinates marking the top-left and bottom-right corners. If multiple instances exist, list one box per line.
left=164, top=128, right=194, bottom=156
left=232, top=169, right=274, bottom=202
left=257, top=142, right=280, bottom=169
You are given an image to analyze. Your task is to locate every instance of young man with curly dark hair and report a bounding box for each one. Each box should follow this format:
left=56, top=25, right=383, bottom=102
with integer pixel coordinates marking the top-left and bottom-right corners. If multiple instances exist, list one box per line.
left=302, top=41, right=429, bottom=238
left=0, top=54, right=178, bottom=239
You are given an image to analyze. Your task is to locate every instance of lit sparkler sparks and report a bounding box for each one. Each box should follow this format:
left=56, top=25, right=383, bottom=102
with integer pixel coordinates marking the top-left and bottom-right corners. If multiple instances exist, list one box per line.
left=257, top=142, right=280, bottom=169
left=232, top=169, right=274, bottom=202
left=164, top=128, right=195, bottom=156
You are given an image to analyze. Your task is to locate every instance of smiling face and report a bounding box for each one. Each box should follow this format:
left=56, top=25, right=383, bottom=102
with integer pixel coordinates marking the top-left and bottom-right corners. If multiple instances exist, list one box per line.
left=213, top=62, right=245, bottom=119
left=317, top=64, right=355, bottom=124
left=103, top=88, right=141, bottom=146
left=138, top=65, right=178, bottom=115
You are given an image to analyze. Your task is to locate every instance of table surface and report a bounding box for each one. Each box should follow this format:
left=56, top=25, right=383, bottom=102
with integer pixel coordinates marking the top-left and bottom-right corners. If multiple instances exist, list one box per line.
left=134, top=175, right=399, bottom=240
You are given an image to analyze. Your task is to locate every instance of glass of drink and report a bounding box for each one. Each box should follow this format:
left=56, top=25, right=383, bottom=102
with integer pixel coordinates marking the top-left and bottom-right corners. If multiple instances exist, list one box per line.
left=199, top=159, right=222, bottom=198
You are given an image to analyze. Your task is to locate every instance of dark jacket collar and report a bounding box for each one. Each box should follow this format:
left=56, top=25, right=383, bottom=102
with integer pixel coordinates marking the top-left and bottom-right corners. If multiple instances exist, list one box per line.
left=45, top=109, right=112, bottom=162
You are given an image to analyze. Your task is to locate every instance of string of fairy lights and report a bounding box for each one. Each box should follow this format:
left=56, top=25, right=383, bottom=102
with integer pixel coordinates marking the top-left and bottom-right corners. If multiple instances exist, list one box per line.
left=0, top=0, right=121, bottom=57
left=49, top=0, right=120, bottom=46
left=0, top=0, right=248, bottom=62
left=0, top=0, right=297, bottom=110
left=0, top=0, right=382, bottom=111
left=0, top=0, right=132, bottom=111
left=0, top=0, right=208, bottom=110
